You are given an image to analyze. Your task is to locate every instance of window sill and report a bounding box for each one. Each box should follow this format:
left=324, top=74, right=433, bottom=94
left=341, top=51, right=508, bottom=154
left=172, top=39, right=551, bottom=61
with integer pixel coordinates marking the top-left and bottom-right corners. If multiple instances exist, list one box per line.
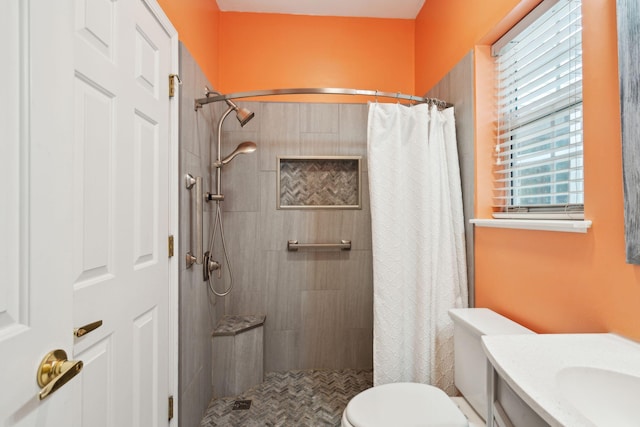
left=470, top=219, right=592, bottom=233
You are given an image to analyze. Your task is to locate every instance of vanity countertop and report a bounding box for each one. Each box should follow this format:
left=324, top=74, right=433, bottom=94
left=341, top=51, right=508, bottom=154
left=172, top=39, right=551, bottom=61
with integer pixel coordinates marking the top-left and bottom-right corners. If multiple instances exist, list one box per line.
left=482, top=333, right=640, bottom=427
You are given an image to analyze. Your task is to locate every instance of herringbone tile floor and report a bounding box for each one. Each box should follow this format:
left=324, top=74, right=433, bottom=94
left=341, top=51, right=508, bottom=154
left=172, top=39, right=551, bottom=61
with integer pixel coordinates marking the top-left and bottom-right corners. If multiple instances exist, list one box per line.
left=200, top=369, right=373, bottom=427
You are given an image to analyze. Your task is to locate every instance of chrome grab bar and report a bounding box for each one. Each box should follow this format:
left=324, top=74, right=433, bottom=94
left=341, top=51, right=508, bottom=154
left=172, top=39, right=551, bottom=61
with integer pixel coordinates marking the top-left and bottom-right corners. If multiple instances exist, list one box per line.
left=287, top=240, right=351, bottom=252
left=185, top=174, right=203, bottom=267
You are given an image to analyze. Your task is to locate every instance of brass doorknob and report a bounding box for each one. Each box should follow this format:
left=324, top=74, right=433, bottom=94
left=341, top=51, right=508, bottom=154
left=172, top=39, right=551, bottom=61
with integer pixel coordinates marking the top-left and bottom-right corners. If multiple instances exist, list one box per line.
left=37, top=349, right=83, bottom=400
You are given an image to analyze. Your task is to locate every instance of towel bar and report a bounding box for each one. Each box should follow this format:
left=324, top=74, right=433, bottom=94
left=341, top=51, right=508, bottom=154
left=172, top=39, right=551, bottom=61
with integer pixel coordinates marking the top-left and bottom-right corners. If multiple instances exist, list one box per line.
left=287, top=240, right=351, bottom=251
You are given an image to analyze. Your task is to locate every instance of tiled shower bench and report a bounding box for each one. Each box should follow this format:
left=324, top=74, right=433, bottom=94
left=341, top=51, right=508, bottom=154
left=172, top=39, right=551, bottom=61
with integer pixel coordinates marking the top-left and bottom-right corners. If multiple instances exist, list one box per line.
left=212, top=314, right=266, bottom=397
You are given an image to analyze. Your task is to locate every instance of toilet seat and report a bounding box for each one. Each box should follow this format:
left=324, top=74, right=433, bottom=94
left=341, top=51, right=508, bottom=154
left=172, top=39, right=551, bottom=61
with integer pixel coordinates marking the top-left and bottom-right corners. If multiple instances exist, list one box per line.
left=342, top=383, right=468, bottom=427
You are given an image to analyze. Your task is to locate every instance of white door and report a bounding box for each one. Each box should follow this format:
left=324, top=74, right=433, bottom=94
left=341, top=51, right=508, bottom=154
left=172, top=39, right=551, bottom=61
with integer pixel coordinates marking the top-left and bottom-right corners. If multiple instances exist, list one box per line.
left=0, top=0, right=178, bottom=426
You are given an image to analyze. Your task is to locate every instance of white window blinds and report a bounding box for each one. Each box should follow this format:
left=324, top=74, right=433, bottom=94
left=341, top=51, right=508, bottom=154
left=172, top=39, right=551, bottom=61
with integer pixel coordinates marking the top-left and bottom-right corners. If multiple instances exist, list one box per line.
left=493, top=0, right=583, bottom=217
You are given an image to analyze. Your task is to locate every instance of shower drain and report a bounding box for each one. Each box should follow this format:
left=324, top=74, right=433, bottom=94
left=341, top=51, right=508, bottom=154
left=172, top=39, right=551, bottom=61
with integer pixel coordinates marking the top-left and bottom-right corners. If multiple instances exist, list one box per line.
left=232, top=400, right=252, bottom=410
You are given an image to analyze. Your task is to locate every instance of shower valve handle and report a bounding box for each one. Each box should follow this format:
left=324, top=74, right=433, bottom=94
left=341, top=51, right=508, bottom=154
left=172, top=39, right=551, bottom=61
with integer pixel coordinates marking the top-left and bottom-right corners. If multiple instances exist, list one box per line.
left=203, top=251, right=221, bottom=281
left=208, top=259, right=221, bottom=272
left=209, top=259, right=222, bottom=279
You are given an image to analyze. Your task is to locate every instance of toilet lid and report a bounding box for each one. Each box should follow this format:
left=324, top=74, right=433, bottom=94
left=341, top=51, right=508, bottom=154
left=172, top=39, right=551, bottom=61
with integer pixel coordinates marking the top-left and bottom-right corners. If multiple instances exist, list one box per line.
left=345, top=383, right=468, bottom=427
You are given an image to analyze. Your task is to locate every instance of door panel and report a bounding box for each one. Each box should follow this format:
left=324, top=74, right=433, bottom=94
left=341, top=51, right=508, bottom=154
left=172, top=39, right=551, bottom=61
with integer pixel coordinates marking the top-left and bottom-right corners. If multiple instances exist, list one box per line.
left=75, top=337, right=114, bottom=427
left=72, top=76, right=114, bottom=287
left=0, top=0, right=23, bottom=333
left=133, top=308, right=160, bottom=427
left=133, top=111, right=160, bottom=268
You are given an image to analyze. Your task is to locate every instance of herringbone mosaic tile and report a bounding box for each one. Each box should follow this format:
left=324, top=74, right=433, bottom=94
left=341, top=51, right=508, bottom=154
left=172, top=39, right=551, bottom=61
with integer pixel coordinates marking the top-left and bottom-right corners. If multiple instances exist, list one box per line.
left=279, top=159, right=359, bottom=207
left=200, top=369, right=372, bottom=427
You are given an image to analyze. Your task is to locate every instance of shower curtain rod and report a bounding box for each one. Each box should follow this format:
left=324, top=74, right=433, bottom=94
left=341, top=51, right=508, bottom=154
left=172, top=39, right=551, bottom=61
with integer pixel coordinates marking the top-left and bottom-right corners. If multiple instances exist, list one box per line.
left=194, top=88, right=453, bottom=110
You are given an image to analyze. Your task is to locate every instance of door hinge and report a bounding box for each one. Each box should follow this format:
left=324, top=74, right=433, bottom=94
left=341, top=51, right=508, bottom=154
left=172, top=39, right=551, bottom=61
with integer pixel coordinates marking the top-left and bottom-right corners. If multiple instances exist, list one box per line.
left=169, top=74, right=181, bottom=98
left=168, top=235, right=174, bottom=258
left=168, top=395, right=174, bottom=421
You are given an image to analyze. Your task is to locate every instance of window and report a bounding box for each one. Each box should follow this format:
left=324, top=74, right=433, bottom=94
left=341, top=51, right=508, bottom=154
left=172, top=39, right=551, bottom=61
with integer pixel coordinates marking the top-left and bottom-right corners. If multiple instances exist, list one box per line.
left=493, top=0, right=583, bottom=219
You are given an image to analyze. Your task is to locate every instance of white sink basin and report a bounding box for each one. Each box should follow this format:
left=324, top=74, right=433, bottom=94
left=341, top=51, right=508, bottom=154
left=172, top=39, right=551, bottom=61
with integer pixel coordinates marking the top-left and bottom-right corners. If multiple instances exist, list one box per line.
left=556, top=366, right=640, bottom=427
left=482, top=333, right=640, bottom=426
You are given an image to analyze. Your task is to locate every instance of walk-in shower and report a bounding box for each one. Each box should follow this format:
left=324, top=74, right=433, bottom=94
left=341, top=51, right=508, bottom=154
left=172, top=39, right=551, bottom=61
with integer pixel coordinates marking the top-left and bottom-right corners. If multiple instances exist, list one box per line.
left=202, top=88, right=257, bottom=296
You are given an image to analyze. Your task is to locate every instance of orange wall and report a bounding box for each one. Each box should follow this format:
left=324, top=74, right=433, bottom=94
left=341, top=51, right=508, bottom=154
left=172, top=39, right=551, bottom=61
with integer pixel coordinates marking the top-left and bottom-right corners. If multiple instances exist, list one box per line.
left=418, top=0, right=640, bottom=339
left=415, top=0, right=527, bottom=95
left=157, top=6, right=414, bottom=103
left=217, top=13, right=415, bottom=103
left=157, top=0, right=221, bottom=88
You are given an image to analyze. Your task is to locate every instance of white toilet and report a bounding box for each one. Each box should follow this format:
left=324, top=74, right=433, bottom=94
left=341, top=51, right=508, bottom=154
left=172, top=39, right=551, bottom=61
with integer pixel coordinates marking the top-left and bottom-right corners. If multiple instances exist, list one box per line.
left=341, top=308, right=534, bottom=427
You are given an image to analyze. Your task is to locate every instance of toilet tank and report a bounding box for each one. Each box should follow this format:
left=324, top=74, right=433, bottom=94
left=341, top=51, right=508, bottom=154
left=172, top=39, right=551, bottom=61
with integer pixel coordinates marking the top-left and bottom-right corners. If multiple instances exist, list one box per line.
left=448, top=308, right=534, bottom=422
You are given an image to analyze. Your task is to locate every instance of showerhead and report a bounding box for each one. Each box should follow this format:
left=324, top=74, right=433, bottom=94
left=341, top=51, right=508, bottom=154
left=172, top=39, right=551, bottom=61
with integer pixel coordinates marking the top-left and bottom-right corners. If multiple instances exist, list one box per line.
left=220, top=141, right=257, bottom=165
left=203, top=88, right=255, bottom=127
left=225, top=99, right=255, bottom=127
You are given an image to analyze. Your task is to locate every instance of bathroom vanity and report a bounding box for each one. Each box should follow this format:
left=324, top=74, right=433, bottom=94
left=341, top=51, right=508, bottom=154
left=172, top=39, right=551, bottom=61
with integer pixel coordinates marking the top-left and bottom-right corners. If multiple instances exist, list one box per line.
left=482, top=333, right=640, bottom=427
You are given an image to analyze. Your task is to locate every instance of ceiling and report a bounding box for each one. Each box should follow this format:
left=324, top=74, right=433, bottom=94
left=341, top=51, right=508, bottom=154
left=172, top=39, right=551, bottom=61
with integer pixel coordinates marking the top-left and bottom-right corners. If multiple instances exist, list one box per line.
left=215, top=0, right=427, bottom=19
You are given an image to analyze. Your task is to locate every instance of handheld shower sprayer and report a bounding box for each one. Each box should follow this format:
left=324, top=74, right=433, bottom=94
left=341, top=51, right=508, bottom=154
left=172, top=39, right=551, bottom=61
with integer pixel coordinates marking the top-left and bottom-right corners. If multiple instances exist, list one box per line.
left=215, top=141, right=258, bottom=167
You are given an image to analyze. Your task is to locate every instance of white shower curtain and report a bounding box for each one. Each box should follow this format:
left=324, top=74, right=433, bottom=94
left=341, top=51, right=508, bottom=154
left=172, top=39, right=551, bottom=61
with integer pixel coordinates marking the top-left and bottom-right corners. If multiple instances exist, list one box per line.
left=368, top=103, right=468, bottom=395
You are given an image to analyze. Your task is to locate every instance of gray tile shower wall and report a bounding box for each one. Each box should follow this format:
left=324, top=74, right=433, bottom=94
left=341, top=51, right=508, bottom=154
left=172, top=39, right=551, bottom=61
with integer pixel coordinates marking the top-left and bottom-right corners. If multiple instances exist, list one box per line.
left=218, top=101, right=374, bottom=373
left=178, top=43, right=227, bottom=427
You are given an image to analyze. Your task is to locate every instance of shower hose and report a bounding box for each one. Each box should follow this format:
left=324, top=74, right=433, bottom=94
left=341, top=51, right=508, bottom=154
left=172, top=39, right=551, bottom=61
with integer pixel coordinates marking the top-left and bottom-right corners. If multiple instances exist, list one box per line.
left=206, top=201, right=233, bottom=297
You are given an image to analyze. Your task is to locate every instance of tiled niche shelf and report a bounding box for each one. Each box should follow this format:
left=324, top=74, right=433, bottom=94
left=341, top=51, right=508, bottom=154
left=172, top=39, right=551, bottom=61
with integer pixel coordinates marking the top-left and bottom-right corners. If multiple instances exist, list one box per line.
left=277, top=156, right=362, bottom=210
